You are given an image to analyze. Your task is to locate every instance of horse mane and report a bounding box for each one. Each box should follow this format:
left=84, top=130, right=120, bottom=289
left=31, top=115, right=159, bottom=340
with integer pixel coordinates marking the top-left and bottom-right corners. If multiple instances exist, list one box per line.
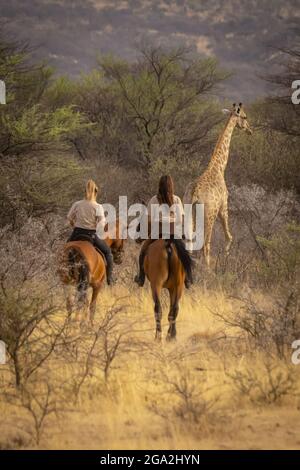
left=166, top=239, right=194, bottom=280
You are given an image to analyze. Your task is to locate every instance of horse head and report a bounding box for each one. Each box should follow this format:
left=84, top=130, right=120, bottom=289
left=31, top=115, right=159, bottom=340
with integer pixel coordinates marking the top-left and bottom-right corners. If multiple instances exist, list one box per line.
left=105, top=218, right=125, bottom=265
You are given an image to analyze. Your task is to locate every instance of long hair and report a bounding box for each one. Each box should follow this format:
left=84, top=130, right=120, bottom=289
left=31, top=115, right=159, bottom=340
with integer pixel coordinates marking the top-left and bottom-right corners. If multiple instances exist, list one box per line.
left=85, top=179, right=98, bottom=202
left=157, top=175, right=174, bottom=207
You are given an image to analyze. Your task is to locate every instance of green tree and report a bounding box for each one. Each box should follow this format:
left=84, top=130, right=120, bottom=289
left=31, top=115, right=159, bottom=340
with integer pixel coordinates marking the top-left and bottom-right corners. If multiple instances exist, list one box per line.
left=0, top=35, right=89, bottom=157
left=99, top=46, right=229, bottom=180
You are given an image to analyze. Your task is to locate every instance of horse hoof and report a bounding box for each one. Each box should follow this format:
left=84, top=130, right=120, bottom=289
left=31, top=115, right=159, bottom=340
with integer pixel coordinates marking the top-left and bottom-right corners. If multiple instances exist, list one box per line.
left=166, top=334, right=176, bottom=342
left=134, top=275, right=145, bottom=287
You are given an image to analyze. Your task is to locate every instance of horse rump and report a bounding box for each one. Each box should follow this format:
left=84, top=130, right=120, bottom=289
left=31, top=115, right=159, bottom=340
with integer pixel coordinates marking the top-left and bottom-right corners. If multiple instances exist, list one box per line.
left=67, top=248, right=89, bottom=294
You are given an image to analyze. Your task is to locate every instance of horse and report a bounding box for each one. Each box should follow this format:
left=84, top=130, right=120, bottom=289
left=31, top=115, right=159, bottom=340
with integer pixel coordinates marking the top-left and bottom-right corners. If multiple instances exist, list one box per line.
left=58, top=220, right=124, bottom=324
left=143, top=238, right=193, bottom=341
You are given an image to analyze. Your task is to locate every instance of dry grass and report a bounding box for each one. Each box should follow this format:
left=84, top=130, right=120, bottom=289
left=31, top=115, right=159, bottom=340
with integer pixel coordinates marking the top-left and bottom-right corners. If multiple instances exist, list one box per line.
left=1, top=277, right=300, bottom=450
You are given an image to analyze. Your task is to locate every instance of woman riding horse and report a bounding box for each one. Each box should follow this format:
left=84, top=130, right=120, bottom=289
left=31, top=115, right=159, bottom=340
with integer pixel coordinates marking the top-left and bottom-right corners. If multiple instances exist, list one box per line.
left=134, top=175, right=193, bottom=289
left=134, top=175, right=194, bottom=340
left=59, top=180, right=124, bottom=323
left=67, top=179, right=114, bottom=285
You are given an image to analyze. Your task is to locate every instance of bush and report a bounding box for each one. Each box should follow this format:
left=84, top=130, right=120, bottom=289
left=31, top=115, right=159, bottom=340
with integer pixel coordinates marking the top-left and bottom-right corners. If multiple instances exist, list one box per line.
left=214, top=291, right=300, bottom=359
left=228, top=358, right=297, bottom=405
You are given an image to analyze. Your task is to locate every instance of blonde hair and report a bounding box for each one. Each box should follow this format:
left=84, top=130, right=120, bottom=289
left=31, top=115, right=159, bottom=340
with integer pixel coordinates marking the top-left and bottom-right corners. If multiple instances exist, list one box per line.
left=85, top=179, right=98, bottom=201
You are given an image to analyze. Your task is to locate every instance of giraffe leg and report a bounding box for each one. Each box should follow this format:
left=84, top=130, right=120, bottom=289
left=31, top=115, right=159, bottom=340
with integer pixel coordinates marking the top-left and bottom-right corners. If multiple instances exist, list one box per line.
left=203, top=214, right=215, bottom=268
left=219, top=203, right=233, bottom=254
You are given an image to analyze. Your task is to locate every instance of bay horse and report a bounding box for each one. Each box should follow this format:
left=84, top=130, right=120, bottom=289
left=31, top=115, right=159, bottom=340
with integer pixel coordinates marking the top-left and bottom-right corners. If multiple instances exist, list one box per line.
left=143, top=238, right=193, bottom=341
left=58, top=220, right=124, bottom=324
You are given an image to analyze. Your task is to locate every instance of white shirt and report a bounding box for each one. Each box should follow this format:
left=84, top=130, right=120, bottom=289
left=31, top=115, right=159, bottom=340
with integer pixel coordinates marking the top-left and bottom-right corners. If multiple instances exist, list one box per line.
left=146, top=194, right=184, bottom=238
left=147, top=195, right=184, bottom=222
left=67, top=199, right=106, bottom=231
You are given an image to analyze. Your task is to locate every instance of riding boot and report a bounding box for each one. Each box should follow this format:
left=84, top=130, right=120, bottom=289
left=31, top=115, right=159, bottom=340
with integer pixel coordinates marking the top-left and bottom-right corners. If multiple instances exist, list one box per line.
left=105, top=252, right=114, bottom=285
left=134, top=249, right=146, bottom=287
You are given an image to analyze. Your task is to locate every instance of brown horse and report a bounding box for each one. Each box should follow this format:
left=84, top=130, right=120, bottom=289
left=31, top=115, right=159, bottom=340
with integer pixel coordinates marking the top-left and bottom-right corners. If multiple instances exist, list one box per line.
left=143, top=238, right=193, bottom=341
left=59, top=220, right=124, bottom=323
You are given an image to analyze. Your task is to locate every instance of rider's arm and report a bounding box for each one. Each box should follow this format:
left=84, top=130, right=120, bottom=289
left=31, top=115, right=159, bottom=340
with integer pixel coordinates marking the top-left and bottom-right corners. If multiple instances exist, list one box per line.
left=67, top=202, right=78, bottom=227
left=96, top=203, right=106, bottom=230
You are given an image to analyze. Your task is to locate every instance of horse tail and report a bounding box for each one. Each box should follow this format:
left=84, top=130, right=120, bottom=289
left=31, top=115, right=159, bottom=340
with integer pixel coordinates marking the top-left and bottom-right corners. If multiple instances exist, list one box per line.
left=67, top=248, right=89, bottom=294
left=168, top=238, right=194, bottom=280
left=77, top=260, right=89, bottom=297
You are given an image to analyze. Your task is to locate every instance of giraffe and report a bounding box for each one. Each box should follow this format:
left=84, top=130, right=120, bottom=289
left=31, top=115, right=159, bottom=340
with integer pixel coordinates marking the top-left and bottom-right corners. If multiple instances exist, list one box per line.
left=183, top=103, right=252, bottom=267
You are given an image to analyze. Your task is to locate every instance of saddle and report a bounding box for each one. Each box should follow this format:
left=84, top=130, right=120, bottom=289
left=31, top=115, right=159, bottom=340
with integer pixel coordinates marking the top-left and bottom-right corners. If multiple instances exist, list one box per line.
left=136, top=220, right=180, bottom=243
left=69, top=234, right=106, bottom=265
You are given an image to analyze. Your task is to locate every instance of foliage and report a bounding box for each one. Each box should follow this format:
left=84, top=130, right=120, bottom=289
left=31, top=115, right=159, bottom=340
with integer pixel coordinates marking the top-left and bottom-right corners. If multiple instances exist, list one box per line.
left=0, top=153, right=87, bottom=225
left=0, top=35, right=89, bottom=157
left=228, top=358, right=297, bottom=404
left=98, top=46, right=228, bottom=180
left=257, top=224, right=300, bottom=287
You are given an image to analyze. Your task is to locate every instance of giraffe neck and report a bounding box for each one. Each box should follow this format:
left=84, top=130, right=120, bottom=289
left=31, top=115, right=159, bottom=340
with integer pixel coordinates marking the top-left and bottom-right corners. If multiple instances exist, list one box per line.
left=208, top=115, right=237, bottom=175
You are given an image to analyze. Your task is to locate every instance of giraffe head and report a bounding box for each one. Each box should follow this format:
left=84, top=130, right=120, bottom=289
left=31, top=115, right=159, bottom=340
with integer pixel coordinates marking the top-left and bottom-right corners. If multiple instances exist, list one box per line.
left=223, top=103, right=252, bottom=134
left=232, top=103, right=253, bottom=135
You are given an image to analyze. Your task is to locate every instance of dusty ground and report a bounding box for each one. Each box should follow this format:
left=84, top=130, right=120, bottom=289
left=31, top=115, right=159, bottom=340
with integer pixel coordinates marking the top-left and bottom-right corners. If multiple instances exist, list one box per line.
left=1, top=271, right=300, bottom=450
